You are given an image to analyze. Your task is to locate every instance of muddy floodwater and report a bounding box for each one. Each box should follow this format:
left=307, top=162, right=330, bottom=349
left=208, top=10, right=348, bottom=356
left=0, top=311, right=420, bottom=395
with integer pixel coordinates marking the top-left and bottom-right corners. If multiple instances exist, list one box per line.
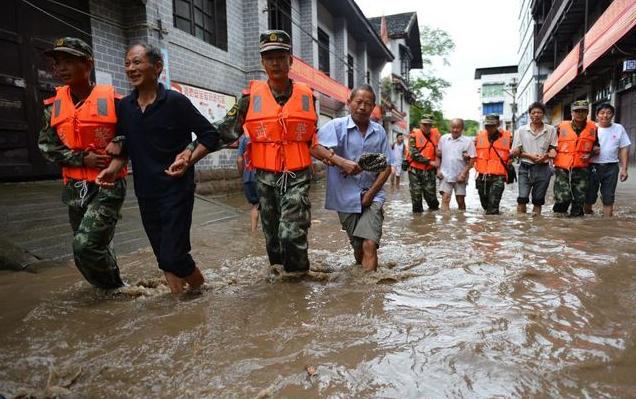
left=2, top=170, right=636, bottom=398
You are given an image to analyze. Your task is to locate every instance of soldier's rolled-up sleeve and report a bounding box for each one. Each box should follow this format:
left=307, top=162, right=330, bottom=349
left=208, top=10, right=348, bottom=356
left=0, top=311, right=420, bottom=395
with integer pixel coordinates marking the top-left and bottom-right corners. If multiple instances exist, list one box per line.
left=409, top=136, right=429, bottom=163
left=38, top=106, right=84, bottom=166
left=178, top=96, right=220, bottom=151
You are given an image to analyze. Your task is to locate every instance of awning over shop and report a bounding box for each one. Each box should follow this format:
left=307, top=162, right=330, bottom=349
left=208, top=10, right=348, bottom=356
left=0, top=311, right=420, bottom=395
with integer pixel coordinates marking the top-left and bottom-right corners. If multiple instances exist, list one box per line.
left=543, top=44, right=580, bottom=103
left=543, top=0, right=636, bottom=103
left=583, top=0, right=636, bottom=70
left=289, top=56, right=350, bottom=103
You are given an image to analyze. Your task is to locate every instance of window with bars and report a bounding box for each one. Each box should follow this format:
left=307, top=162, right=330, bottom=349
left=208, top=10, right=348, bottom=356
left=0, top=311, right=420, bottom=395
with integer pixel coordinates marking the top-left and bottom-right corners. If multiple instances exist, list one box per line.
left=267, top=0, right=292, bottom=37
left=173, top=0, right=227, bottom=50
left=318, top=28, right=330, bottom=76
left=347, top=54, right=354, bottom=89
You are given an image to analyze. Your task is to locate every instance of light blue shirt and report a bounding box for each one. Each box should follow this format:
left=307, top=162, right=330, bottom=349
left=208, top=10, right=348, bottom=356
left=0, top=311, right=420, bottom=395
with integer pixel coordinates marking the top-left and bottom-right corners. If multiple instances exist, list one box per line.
left=318, top=116, right=392, bottom=213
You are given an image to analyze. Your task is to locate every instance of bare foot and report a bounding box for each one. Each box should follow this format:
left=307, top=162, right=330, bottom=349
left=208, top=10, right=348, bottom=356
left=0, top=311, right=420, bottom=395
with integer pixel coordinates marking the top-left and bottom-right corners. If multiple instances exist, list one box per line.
left=164, top=272, right=185, bottom=295
left=183, top=266, right=205, bottom=290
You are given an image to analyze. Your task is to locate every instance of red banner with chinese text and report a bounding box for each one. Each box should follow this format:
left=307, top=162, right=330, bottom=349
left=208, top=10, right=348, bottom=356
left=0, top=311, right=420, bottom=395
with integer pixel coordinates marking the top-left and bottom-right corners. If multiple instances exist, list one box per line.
left=289, top=56, right=350, bottom=103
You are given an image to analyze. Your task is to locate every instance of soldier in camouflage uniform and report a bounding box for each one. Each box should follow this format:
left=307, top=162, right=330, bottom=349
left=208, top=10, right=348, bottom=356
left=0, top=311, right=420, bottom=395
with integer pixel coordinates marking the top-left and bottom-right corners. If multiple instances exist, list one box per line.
left=474, top=114, right=512, bottom=215
left=190, top=31, right=317, bottom=275
left=38, top=38, right=125, bottom=289
left=552, top=100, right=599, bottom=217
left=407, top=116, right=440, bottom=212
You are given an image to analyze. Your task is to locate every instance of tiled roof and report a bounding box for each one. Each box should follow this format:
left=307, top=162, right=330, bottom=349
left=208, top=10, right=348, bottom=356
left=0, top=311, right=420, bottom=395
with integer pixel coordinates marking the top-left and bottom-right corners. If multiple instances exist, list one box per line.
left=368, top=12, right=416, bottom=38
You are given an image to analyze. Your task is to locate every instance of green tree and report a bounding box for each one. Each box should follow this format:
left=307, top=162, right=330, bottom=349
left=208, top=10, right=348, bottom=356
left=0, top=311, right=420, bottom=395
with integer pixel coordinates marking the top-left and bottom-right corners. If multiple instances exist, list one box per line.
left=463, top=119, right=479, bottom=136
left=409, top=26, right=455, bottom=129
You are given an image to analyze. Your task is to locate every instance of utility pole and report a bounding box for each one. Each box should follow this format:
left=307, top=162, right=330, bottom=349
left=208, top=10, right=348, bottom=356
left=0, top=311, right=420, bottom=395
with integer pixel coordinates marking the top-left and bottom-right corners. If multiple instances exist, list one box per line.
left=504, top=77, right=518, bottom=131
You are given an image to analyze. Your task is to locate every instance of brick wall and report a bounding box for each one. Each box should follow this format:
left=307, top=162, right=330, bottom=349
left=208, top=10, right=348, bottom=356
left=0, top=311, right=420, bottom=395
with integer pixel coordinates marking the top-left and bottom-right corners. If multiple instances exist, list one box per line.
left=88, top=0, right=391, bottom=173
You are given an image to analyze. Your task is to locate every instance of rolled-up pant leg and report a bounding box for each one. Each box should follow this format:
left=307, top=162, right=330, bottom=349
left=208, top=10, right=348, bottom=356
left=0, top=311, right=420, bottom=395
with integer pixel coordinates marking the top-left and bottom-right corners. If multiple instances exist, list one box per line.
left=553, top=168, right=572, bottom=213
left=138, top=190, right=196, bottom=278
left=569, top=168, right=589, bottom=217
left=279, top=179, right=311, bottom=272
left=69, top=181, right=126, bottom=289
left=258, top=177, right=311, bottom=272
left=408, top=170, right=424, bottom=213
left=422, top=169, right=439, bottom=210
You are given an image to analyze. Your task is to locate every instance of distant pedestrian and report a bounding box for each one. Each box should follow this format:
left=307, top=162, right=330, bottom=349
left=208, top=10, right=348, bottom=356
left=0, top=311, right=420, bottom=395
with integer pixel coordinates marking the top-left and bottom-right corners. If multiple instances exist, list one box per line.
left=436, top=118, right=476, bottom=211
left=405, top=115, right=441, bottom=212
left=312, top=85, right=391, bottom=271
left=97, top=42, right=234, bottom=294
left=474, top=114, right=512, bottom=215
left=552, top=100, right=599, bottom=217
left=236, top=133, right=260, bottom=231
left=584, top=103, right=631, bottom=217
left=390, top=133, right=405, bottom=187
left=511, top=102, right=557, bottom=216
left=39, top=37, right=126, bottom=289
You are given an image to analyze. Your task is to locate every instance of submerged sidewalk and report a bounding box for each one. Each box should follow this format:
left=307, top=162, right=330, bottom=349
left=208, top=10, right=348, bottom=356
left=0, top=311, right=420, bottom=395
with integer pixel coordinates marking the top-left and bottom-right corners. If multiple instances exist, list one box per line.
left=0, top=177, right=239, bottom=267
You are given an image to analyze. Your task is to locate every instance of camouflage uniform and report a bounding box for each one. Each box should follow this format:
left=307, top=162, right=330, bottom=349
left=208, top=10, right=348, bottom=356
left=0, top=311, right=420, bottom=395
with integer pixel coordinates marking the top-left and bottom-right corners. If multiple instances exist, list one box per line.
left=407, top=134, right=439, bottom=212
left=213, top=81, right=314, bottom=273
left=475, top=174, right=505, bottom=215
left=553, top=168, right=589, bottom=216
left=552, top=113, right=597, bottom=217
left=39, top=105, right=125, bottom=289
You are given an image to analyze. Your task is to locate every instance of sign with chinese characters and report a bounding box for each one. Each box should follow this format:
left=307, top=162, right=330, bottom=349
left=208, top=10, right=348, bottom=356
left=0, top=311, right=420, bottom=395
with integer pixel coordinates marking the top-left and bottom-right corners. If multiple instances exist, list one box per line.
left=170, top=81, right=236, bottom=123
left=289, top=56, right=350, bottom=103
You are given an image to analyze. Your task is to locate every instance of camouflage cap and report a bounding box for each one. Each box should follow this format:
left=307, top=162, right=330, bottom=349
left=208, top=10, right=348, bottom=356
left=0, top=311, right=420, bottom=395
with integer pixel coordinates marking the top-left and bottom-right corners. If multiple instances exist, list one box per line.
left=45, top=37, right=93, bottom=59
left=259, top=30, right=292, bottom=53
left=571, top=100, right=589, bottom=111
left=420, top=114, right=434, bottom=124
left=484, top=113, right=500, bottom=126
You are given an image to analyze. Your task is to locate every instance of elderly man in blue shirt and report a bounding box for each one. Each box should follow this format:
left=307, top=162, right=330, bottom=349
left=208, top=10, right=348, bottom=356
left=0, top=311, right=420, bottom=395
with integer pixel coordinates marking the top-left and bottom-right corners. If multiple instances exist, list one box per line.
left=311, top=84, right=392, bottom=271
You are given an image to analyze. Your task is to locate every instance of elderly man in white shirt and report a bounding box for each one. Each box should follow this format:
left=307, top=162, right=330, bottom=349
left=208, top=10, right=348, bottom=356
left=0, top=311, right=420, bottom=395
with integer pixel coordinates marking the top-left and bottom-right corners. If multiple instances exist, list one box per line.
left=584, top=103, right=631, bottom=217
left=436, top=118, right=476, bottom=211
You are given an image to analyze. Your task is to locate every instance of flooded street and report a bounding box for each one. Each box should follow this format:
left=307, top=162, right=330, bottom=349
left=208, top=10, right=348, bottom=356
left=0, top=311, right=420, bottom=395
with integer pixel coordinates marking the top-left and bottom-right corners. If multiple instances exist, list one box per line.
left=2, top=170, right=636, bottom=398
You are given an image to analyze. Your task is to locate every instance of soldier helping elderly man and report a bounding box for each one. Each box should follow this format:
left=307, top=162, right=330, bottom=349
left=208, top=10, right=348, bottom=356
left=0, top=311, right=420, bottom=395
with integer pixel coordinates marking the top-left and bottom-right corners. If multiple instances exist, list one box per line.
left=39, top=32, right=630, bottom=293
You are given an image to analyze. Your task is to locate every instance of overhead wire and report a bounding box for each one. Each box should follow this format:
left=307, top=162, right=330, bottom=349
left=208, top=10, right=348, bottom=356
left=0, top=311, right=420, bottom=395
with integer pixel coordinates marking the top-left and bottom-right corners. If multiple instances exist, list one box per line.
left=20, top=0, right=92, bottom=37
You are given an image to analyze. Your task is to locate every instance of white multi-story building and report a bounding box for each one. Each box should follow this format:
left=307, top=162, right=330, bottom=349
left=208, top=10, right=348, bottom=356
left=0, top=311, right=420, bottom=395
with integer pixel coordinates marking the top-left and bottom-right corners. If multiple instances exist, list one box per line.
left=515, top=0, right=540, bottom=128
left=474, top=66, right=519, bottom=130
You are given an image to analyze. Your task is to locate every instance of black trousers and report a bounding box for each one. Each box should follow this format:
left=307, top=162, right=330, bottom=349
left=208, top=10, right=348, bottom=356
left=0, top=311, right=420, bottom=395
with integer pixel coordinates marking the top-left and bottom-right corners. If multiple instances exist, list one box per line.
left=137, top=190, right=196, bottom=278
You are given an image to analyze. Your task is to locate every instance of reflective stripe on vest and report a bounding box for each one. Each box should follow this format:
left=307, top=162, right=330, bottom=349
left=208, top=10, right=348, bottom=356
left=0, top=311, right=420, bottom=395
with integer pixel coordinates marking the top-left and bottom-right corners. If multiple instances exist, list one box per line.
left=474, top=130, right=511, bottom=176
left=243, top=80, right=317, bottom=172
left=406, top=128, right=440, bottom=170
left=554, top=121, right=596, bottom=170
left=49, top=84, right=126, bottom=183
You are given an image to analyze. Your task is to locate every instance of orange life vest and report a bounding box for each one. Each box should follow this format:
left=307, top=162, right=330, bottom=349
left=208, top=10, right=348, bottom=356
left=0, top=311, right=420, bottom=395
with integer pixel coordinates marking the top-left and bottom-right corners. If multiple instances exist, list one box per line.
left=406, top=128, right=440, bottom=170
left=475, top=129, right=511, bottom=176
left=45, top=85, right=126, bottom=183
left=243, top=80, right=317, bottom=172
left=554, top=121, right=597, bottom=170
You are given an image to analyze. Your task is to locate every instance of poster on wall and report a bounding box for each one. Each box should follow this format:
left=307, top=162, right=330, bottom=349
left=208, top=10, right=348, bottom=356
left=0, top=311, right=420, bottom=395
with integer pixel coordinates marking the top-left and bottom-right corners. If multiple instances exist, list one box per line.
left=170, top=81, right=238, bottom=158
left=170, top=81, right=236, bottom=124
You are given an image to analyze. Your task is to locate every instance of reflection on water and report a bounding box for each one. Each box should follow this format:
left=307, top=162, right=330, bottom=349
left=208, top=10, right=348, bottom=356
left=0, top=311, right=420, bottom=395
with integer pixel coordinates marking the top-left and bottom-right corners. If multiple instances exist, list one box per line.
left=2, top=172, right=636, bottom=398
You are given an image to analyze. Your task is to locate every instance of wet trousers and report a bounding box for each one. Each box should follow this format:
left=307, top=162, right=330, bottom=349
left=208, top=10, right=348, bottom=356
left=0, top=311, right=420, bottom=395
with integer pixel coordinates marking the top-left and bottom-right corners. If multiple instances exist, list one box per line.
left=553, top=167, right=589, bottom=217
left=256, top=169, right=311, bottom=273
left=137, top=189, right=196, bottom=278
left=476, top=174, right=505, bottom=215
left=64, top=179, right=126, bottom=289
left=408, top=168, right=439, bottom=212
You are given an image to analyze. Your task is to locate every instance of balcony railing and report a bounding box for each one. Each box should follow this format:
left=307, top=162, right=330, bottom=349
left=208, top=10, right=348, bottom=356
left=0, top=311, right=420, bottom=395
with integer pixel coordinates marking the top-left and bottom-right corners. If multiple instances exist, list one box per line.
left=534, top=0, right=570, bottom=59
